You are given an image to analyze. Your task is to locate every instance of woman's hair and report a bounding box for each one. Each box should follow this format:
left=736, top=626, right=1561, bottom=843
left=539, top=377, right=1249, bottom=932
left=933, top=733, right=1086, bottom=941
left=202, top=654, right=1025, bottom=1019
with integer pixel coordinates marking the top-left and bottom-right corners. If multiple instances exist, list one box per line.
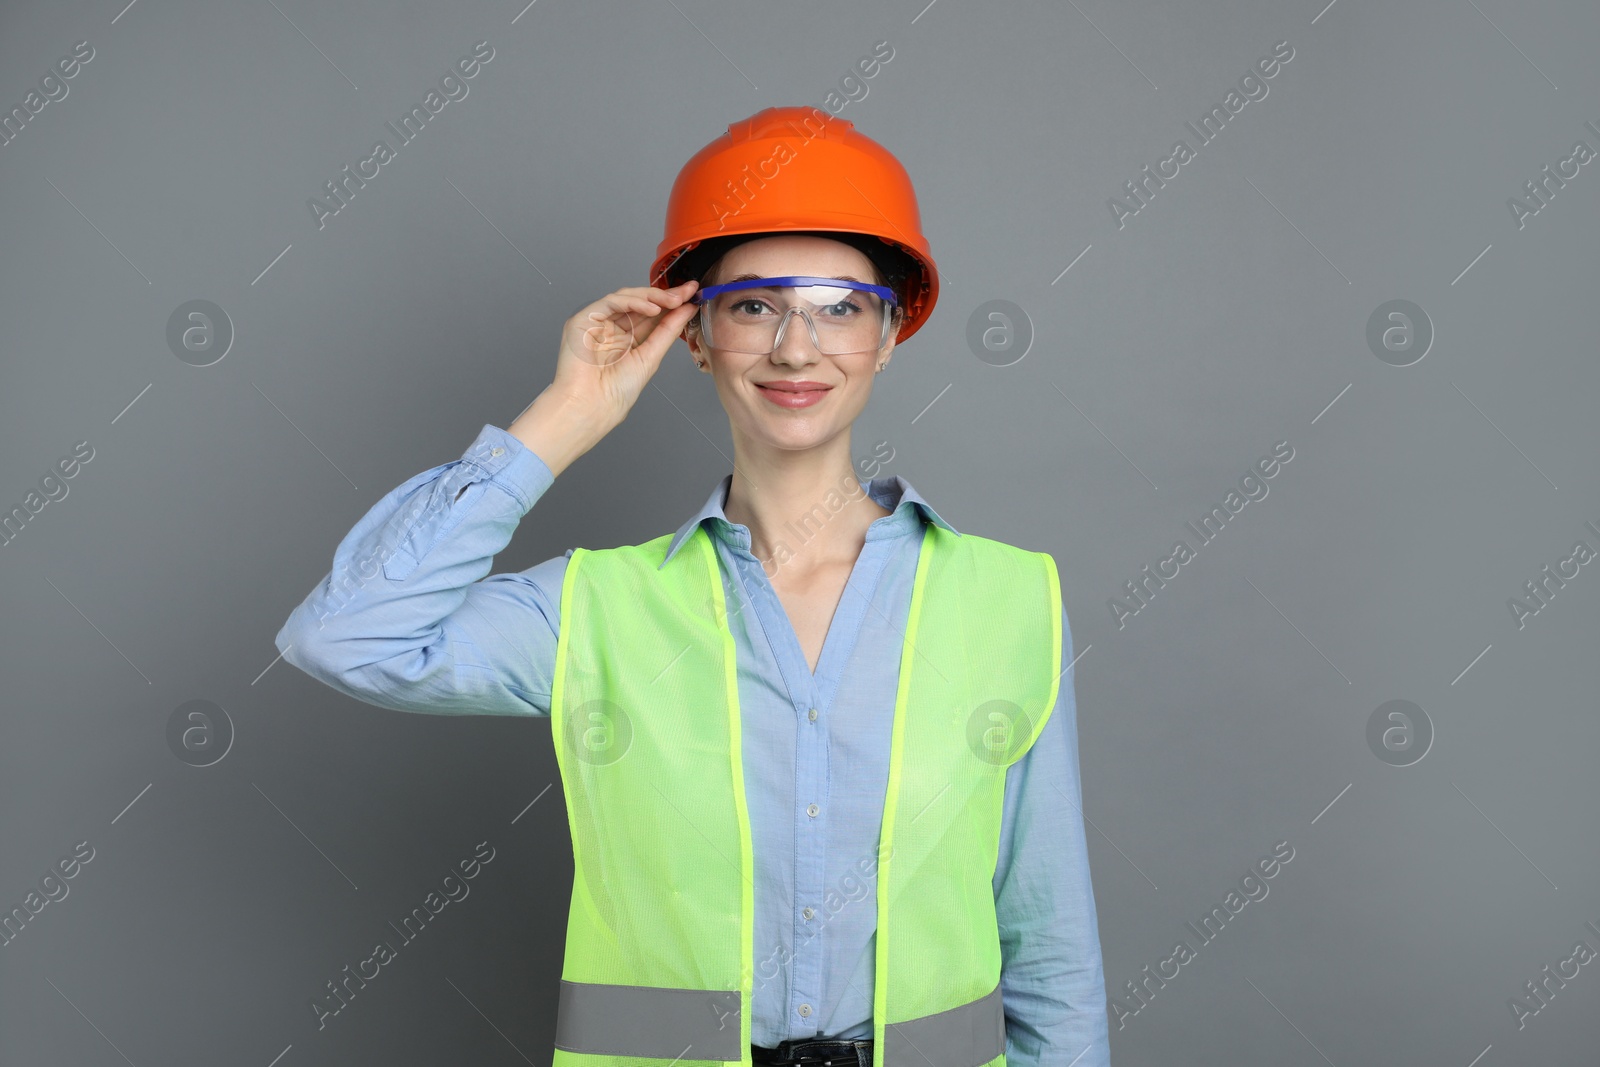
left=675, top=230, right=915, bottom=340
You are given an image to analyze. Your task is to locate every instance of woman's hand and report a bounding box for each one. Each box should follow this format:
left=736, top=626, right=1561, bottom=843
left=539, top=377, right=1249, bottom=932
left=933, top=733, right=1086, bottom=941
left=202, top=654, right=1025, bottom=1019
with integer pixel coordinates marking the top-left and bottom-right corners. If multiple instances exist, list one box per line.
left=559, top=281, right=700, bottom=426
left=508, top=280, right=700, bottom=477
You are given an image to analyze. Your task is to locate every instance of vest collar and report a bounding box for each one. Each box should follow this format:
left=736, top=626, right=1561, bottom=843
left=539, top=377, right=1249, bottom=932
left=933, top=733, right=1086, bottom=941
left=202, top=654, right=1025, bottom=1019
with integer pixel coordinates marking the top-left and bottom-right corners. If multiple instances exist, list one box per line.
left=657, top=473, right=959, bottom=571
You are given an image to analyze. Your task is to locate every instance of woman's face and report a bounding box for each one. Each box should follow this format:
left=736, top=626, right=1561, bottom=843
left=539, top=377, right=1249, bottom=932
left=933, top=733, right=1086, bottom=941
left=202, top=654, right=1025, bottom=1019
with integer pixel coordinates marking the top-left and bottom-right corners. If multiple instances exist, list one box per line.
left=687, top=234, right=897, bottom=459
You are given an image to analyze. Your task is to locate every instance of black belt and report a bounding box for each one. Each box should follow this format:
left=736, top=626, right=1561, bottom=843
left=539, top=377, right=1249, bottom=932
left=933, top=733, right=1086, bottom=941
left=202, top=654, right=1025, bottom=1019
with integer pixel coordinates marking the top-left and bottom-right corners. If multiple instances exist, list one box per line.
left=750, top=1037, right=873, bottom=1066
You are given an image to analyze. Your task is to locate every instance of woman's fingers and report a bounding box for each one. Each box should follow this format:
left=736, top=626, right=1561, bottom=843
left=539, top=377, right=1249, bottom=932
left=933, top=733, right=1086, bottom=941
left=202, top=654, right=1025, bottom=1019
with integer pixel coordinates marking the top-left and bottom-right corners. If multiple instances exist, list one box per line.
left=617, top=281, right=698, bottom=301
left=560, top=281, right=700, bottom=377
left=627, top=298, right=701, bottom=367
left=596, top=282, right=696, bottom=313
left=577, top=296, right=692, bottom=361
left=588, top=283, right=700, bottom=341
left=583, top=282, right=696, bottom=327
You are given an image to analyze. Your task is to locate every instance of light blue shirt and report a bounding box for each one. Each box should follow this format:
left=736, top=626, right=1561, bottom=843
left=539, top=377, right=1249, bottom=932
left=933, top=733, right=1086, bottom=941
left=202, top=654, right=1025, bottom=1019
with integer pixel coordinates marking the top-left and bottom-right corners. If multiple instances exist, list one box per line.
left=274, top=423, right=1110, bottom=1066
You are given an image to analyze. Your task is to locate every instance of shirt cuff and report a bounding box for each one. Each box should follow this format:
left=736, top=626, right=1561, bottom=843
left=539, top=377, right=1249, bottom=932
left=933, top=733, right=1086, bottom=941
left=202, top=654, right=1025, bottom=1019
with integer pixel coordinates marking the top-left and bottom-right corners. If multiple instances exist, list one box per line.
left=462, top=423, right=556, bottom=514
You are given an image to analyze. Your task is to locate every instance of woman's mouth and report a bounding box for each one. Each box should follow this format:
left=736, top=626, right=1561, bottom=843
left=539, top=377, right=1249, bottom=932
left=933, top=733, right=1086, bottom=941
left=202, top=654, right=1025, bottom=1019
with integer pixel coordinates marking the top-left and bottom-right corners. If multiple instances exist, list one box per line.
left=756, top=381, right=832, bottom=409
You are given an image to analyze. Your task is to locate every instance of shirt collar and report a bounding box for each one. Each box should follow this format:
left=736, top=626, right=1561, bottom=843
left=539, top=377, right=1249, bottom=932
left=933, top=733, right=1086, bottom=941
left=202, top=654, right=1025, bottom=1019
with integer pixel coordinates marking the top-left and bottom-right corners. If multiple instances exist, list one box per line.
left=658, top=472, right=959, bottom=570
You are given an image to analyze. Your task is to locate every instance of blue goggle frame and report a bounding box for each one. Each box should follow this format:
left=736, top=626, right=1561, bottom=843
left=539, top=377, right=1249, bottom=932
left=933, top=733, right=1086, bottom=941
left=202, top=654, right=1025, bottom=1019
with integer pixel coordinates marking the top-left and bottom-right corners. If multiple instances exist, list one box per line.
left=691, top=275, right=898, bottom=306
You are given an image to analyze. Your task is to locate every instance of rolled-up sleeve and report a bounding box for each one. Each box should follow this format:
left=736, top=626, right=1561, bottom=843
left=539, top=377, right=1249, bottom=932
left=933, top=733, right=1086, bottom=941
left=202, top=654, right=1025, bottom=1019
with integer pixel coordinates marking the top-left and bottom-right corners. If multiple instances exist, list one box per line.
left=993, top=603, right=1111, bottom=1066
left=273, top=423, right=569, bottom=718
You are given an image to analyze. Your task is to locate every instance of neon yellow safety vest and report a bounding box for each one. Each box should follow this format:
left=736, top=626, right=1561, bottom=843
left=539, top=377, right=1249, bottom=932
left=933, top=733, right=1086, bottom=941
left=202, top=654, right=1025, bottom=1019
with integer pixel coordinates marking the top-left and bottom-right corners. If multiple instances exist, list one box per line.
left=549, top=521, right=1061, bottom=1067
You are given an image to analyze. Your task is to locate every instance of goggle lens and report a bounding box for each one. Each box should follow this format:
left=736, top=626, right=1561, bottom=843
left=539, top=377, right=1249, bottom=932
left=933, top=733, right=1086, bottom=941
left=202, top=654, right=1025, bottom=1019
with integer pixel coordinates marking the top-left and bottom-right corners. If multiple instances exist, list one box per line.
left=694, top=276, right=896, bottom=356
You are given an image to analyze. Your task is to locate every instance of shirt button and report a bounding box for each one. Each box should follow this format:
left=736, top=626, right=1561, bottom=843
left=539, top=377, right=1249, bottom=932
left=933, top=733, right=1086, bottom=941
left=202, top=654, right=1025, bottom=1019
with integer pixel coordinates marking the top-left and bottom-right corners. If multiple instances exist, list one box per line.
left=802, top=907, right=814, bottom=920
left=806, top=803, right=819, bottom=818
left=798, top=1003, right=812, bottom=1018
left=807, top=708, right=818, bottom=723
left=490, top=447, right=504, bottom=457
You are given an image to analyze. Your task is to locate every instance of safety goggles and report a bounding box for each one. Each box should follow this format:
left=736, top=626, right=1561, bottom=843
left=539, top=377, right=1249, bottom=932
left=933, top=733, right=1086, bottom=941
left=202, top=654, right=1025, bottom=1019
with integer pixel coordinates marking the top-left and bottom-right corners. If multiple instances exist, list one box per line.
left=690, top=275, right=898, bottom=356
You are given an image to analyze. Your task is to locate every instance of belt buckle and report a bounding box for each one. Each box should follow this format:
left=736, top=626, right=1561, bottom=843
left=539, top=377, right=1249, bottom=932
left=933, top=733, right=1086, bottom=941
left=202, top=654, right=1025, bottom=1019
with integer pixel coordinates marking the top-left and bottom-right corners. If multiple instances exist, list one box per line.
left=777, top=1038, right=866, bottom=1066
left=755, top=1036, right=870, bottom=1062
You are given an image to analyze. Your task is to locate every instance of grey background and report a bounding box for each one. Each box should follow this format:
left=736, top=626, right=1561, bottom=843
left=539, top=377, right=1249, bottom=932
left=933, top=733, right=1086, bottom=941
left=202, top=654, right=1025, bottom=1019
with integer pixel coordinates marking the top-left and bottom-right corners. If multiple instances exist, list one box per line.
left=2, top=0, right=1597, bottom=1064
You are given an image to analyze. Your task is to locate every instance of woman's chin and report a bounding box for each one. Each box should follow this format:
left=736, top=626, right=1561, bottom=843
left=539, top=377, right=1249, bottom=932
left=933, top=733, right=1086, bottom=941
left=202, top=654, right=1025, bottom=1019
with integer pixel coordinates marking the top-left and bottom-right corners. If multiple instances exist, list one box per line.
left=746, top=423, right=835, bottom=454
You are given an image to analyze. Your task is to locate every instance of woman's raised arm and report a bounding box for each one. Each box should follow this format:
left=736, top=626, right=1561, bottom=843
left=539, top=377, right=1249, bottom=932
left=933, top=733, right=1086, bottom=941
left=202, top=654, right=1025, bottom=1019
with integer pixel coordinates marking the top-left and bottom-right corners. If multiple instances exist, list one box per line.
left=272, top=281, right=699, bottom=716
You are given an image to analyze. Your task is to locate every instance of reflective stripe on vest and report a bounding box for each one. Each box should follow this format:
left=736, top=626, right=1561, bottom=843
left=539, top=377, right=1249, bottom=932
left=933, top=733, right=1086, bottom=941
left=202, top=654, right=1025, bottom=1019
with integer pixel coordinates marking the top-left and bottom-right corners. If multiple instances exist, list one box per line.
left=550, top=522, right=1061, bottom=1067
left=554, top=979, right=742, bottom=1060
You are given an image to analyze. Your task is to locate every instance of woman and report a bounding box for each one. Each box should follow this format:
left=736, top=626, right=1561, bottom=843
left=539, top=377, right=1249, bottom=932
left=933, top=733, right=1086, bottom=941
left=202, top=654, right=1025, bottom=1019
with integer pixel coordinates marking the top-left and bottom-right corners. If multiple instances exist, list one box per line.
left=275, top=106, right=1109, bottom=1067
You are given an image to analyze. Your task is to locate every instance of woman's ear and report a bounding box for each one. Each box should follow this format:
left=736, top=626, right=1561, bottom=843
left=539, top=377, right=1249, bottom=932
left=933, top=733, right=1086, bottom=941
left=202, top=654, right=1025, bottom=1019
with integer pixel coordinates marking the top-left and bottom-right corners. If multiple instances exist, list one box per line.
left=875, top=330, right=896, bottom=371
left=684, top=322, right=709, bottom=369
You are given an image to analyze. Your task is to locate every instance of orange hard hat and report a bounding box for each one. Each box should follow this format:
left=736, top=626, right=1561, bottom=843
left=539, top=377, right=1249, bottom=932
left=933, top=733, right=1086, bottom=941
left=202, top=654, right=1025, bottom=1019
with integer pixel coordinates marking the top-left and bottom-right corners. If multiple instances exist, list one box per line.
left=651, top=106, right=939, bottom=344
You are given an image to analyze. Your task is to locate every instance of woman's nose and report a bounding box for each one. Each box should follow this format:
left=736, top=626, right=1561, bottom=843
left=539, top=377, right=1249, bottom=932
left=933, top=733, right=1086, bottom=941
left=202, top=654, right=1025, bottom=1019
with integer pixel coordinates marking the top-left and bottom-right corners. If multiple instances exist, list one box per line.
left=769, top=308, right=822, bottom=363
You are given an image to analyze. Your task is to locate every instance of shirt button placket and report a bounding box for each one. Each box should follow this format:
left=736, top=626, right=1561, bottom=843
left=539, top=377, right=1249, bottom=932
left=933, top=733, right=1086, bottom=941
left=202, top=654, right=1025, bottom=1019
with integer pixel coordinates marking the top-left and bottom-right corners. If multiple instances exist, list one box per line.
left=795, top=688, right=825, bottom=1035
